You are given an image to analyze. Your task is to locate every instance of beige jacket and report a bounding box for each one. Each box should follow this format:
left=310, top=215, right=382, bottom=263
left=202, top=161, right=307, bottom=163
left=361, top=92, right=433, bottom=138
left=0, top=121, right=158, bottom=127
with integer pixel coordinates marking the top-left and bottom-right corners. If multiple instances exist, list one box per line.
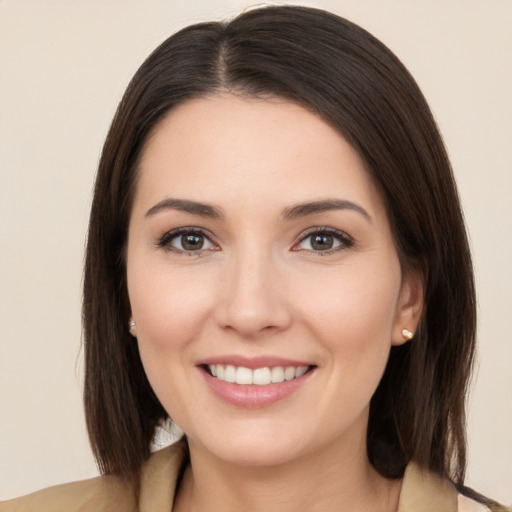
left=0, top=441, right=505, bottom=512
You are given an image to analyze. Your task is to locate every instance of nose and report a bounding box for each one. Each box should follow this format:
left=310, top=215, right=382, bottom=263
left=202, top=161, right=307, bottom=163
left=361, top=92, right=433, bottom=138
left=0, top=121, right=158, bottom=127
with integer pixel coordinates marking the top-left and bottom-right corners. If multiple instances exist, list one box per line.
left=213, top=248, right=292, bottom=339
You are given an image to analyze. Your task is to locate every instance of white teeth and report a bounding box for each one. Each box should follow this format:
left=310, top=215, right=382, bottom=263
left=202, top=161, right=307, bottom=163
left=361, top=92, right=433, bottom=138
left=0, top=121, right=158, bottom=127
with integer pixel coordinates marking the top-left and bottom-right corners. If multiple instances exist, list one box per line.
left=284, top=366, right=296, bottom=381
left=253, top=367, right=271, bottom=386
left=209, top=364, right=310, bottom=385
left=225, top=365, right=236, bottom=383
left=271, top=366, right=284, bottom=383
left=295, top=366, right=308, bottom=378
left=236, top=367, right=253, bottom=385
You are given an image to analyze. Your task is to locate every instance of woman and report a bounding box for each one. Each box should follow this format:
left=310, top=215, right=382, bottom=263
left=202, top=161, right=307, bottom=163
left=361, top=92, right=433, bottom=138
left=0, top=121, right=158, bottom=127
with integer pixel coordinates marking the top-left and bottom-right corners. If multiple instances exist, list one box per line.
left=1, top=5, right=508, bottom=512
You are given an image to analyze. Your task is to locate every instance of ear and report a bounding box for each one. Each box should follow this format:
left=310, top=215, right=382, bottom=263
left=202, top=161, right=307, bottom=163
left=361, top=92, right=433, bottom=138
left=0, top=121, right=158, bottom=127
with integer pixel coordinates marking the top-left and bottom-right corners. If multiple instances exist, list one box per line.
left=392, top=267, right=424, bottom=346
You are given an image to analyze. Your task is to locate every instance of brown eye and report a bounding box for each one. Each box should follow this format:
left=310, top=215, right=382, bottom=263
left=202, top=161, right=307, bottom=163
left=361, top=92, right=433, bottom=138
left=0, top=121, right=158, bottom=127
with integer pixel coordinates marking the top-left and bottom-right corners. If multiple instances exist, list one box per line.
left=159, top=229, right=216, bottom=253
left=295, top=229, right=353, bottom=253
left=310, top=234, right=334, bottom=251
left=180, top=233, right=205, bottom=251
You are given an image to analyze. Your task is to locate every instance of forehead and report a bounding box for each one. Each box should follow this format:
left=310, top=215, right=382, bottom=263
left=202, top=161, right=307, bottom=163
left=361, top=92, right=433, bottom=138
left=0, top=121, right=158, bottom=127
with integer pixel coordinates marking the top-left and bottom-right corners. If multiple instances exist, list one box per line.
left=134, top=94, right=384, bottom=221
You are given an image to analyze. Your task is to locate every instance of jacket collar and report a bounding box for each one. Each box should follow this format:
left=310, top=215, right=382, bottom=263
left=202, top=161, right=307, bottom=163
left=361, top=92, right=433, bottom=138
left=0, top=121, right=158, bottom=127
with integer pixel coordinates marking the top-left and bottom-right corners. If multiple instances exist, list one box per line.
left=138, top=440, right=458, bottom=512
left=397, top=460, right=458, bottom=512
left=139, top=439, right=188, bottom=512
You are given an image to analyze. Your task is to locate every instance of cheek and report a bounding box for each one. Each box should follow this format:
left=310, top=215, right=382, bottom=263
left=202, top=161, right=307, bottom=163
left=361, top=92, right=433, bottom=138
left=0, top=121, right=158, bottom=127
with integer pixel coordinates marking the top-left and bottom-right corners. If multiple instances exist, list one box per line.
left=127, top=263, right=219, bottom=418
left=126, top=259, right=220, bottom=412
left=296, top=262, right=401, bottom=376
left=303, top=272, right=400, bottom=418
left=128, top=260, right=218, bottom=351
left=299, top=263, right=400, bottom=336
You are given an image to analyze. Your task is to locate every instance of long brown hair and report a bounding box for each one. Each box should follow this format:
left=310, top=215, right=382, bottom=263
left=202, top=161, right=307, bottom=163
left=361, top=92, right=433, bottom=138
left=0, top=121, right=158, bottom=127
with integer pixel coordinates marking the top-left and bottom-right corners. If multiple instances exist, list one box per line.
left=83, top=5, right=476, bottom=487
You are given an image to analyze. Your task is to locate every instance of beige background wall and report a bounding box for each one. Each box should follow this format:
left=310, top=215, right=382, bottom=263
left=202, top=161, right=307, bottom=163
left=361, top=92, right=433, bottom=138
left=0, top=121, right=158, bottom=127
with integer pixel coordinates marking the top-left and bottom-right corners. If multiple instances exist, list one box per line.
left=1, top=0, right=511, bottom=504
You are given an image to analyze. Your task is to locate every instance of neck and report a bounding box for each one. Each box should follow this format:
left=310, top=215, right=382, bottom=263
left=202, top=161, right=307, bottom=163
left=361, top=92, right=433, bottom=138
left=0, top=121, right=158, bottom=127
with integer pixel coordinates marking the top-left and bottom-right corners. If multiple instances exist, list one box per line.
left=173, top=427, right=401, bottom=512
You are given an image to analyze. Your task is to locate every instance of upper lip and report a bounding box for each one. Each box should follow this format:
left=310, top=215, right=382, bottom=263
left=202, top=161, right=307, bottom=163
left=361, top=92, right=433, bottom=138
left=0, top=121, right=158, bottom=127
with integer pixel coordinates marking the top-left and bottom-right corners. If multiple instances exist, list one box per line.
left=198, top=355, right=314, bottom=369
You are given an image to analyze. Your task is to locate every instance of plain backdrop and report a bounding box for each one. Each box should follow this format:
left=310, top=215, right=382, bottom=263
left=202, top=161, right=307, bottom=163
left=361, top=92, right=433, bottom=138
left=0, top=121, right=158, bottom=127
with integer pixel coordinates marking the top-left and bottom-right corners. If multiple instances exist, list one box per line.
left=1, top=0, right=511, bottom=504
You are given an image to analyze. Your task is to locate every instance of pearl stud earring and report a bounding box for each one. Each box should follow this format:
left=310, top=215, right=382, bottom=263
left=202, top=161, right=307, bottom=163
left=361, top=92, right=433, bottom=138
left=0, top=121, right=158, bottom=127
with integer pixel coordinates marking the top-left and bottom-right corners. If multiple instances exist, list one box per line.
left=401, top=328, right=414, bottom=341
left=128, top=320, right=137, bottom=337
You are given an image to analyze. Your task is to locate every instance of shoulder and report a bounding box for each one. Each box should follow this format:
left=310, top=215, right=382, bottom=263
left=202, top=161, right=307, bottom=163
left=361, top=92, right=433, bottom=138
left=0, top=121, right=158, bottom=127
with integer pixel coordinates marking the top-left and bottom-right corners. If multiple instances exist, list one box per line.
left=399, top=461, right=510, bottom=512
left=0, top=474, right=136, bottom=512
left=0, top=439, right=189, bottom=512
left=457, top=485, right=511, bottom=512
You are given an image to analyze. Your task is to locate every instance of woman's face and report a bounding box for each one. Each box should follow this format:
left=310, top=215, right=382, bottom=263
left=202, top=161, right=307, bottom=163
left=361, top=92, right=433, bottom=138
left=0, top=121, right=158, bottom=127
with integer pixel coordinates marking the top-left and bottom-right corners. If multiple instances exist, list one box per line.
left=127, top=95, right=422, bottom=466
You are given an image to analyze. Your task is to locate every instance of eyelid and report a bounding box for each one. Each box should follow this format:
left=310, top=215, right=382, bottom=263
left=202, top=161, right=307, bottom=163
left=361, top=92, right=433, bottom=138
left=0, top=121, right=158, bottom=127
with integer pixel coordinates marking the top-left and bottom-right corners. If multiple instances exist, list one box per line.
left=157, top=227, right=219, bottom=254
left=156, top=225, right=353, bottom=255
left=292, top=226, right=354, bottom=253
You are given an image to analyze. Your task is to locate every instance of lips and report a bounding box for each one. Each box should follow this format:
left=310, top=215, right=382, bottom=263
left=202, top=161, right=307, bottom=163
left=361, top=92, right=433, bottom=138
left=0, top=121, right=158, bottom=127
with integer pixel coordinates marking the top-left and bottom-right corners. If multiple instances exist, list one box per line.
left=198, top=356, right=316, bottom=408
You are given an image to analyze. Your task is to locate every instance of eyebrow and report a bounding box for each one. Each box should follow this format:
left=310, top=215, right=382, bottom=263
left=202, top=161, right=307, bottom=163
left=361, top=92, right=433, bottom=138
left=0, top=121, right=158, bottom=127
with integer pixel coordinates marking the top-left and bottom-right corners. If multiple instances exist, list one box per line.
left=145, top=197, right=372, bottom=223
left=282, top=199, right=373, bottom=223
left=145, top=198, right=223, bottom=219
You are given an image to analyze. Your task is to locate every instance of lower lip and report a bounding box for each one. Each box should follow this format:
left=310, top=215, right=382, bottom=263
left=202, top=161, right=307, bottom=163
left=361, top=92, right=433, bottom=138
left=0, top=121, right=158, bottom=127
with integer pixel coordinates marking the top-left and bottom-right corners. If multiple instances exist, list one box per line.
left=200, top=367, right=314, bottom=408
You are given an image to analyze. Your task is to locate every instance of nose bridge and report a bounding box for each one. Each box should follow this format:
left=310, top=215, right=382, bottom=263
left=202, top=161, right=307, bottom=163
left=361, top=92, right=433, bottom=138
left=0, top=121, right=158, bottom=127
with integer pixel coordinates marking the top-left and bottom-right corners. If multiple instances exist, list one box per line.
left=215, top=242, right=290, bottom=337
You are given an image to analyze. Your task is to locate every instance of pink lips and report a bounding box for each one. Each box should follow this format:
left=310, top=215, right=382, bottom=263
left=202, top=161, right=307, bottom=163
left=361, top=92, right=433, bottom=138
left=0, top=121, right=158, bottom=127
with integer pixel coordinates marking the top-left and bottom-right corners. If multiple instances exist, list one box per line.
left=197, top=355, right=315, bottom=408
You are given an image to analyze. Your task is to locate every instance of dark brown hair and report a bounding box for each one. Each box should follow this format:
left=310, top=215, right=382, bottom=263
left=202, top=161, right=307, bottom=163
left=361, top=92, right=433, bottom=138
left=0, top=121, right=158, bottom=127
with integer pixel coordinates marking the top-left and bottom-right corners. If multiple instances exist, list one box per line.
left=83, top=5, right=476, bottom=488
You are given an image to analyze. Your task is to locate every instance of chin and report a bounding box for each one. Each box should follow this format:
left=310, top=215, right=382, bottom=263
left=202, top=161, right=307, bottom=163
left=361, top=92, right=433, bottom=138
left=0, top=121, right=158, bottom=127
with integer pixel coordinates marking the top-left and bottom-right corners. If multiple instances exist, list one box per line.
left=217, top=444, right=302, bottom=467
left=188, top=426, right=309, bottom=468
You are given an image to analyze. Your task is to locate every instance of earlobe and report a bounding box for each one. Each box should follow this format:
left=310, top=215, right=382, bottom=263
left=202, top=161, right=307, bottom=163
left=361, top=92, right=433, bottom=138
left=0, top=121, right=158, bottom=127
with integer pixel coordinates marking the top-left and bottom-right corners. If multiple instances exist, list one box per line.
left=392, top=268, right=424, bottom=346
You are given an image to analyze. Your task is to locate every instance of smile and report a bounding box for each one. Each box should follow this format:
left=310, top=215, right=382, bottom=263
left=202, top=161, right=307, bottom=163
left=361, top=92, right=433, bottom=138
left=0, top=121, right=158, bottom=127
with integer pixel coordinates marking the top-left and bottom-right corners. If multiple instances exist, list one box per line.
left=207, top=364, right=310, bottom=385
left=199, top=359, right=316, bottom=408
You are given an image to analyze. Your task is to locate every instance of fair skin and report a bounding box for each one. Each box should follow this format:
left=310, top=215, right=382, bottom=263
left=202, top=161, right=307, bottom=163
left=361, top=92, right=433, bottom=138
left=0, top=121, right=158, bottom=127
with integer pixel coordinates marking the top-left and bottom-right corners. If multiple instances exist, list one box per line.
left=126, top=95, right=423, bottom=512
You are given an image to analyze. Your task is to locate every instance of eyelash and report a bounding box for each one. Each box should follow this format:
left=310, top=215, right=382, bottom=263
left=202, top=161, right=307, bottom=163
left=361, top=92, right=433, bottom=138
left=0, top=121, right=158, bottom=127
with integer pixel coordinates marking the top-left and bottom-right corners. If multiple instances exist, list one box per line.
left=157, top=227, right=217, bottom=256
left=293, top=227, right=354, bottom=255
left=157, top=226, right=354, bottom=256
